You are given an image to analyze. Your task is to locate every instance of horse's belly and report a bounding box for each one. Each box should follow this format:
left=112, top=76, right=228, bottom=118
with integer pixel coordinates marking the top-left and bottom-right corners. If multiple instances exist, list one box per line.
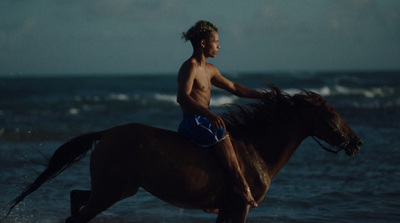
left=138, top=164, right=225, bottom=208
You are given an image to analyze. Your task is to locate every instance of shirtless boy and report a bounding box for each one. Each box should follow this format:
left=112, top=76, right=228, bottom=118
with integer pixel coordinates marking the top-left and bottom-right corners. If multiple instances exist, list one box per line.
left=177, top=20, right=263, bottom=207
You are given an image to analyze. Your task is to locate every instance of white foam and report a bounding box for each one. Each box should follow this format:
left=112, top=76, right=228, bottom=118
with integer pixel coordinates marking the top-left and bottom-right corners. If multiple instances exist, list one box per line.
left=210, top=95, right=237, bottom=107
left=154, top=93, right=178, bottom=104
left=68, top=108, right=80, bottom=115
left=108, top=93, right=129, bottom=101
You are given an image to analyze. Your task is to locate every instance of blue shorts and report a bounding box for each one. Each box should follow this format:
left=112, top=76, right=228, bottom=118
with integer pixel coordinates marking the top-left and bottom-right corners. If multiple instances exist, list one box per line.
left=178, top=114, right=228, bottom=147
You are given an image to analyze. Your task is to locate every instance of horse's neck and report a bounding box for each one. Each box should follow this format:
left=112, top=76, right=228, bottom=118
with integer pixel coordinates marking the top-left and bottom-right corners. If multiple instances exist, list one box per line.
left=232, top=124, right=308, bottom=200
left=256, top=124, right=309, bottom=180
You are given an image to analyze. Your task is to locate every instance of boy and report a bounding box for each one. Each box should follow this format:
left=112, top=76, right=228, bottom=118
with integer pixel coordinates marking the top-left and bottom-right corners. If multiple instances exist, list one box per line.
left=177, top=20, right=262, bottom=207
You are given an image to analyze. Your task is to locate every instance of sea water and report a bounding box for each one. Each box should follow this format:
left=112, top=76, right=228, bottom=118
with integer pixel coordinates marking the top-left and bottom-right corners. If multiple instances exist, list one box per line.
left=0, top=71, right=399, bottom=222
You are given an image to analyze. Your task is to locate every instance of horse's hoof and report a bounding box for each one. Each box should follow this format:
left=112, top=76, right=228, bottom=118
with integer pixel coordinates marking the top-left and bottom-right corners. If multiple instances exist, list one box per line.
left=65, top=216, right=74, bottom=223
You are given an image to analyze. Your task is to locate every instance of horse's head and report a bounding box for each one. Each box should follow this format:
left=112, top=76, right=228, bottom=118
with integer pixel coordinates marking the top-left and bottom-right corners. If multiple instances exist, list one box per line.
left=294, top=90, right=362, bottom=156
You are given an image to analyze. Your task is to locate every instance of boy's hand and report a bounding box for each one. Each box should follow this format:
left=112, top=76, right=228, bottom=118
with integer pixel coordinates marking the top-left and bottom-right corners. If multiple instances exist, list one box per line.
left=206, top=112, right=226, bottom=130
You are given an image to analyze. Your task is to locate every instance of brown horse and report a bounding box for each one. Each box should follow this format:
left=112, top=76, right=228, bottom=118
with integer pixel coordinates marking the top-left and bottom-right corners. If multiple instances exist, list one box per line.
left=3, top=85, right=362, bottom=223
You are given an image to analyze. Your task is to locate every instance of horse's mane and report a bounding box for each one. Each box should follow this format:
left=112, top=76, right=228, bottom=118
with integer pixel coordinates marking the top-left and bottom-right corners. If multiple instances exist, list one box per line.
left=222, top=84, right=325, bottom=142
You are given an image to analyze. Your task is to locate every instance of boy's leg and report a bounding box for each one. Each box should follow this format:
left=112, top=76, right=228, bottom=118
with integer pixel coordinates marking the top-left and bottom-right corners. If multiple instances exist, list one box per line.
left=214, top=135, right=258, bottom=207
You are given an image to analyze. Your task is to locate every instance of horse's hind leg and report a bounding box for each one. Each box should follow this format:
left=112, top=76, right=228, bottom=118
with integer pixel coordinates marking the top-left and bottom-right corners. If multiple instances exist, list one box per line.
left=66, top=192, right=120, bottom=223
left=70, top=190, right=91, bottom=216
left=66, top=184, right=139, bottom=223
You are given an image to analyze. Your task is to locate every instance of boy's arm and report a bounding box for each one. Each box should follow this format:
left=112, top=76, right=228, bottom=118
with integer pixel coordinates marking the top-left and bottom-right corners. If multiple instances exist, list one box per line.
left=211, top=69, right=263, bottom=99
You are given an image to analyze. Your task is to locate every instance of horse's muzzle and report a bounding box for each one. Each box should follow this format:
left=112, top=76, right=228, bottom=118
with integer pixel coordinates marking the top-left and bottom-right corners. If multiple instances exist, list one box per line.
left=345, top=138, right=363, bottom=156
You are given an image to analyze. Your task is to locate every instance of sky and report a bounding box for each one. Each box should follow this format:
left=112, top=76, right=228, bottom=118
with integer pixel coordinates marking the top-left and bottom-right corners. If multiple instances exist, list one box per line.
left=1, top=0, right=399, bottom=75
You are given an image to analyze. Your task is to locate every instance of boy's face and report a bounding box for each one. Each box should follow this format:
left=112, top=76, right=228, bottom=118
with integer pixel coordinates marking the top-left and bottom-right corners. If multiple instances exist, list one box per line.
left=203, top=31, right=220, bottom=58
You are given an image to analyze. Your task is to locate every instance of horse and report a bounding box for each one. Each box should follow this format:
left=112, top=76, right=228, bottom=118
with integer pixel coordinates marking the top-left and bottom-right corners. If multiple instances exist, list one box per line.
left=2, top=85, right=362, bottom=223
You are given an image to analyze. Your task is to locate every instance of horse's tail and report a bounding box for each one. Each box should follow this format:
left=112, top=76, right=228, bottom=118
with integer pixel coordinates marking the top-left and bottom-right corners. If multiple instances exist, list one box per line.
left=1, top=131, right=103, bottom=221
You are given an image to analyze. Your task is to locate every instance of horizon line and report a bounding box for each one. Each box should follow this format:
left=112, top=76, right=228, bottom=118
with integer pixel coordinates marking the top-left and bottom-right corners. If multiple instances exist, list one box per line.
left=1, top=69, right=400, bottom=78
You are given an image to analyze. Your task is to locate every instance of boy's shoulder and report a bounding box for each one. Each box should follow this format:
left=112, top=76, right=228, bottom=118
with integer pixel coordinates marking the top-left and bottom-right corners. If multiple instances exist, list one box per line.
left=178, top=58, right=220, bottom=79
left=180, top=58, right=198, bottom=70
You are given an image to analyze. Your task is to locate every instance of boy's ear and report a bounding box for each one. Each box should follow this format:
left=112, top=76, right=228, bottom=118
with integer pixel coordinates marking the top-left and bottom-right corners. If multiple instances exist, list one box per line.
left=200, top=39, right=206, bottom=48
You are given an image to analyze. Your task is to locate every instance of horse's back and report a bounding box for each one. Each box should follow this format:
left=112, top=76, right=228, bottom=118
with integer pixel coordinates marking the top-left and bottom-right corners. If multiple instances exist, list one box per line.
left=90, top=123, right=190, bottom=174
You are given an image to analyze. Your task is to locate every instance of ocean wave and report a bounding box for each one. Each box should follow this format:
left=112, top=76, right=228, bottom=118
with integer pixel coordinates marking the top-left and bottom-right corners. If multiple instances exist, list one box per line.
left=284, top=85, right=396, bottom=98
left=350, top=99, right=400, bottom=109
left=210, top=95, right=237, bottom=107
left=332, top=85, right=395, bottom=98
left=151, top=93, right=237, bottom=107
left=65, top=85, right=399, bottom=118
left=106, top=93, right=130, bottom=101
left=68, top=108, right=80, bottom=115
left=154, top=93, right=178, bottom=105
left=73, top=94, right=138, bottom=103
left=72, top=92, right=237, bottom=107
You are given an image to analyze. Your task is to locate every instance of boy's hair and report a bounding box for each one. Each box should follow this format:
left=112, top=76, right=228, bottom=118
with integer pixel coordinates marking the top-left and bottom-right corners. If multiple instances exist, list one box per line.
left=182, top=20, right=218, bottom=47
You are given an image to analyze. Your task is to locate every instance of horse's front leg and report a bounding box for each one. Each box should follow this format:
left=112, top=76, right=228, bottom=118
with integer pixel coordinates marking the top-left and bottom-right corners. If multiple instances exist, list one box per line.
left=216, top=202, right=250, bottom=223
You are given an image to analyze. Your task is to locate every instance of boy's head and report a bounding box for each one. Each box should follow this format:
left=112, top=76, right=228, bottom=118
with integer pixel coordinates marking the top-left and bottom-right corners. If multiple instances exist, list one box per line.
left=182, top=20, right=218, bottom=48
